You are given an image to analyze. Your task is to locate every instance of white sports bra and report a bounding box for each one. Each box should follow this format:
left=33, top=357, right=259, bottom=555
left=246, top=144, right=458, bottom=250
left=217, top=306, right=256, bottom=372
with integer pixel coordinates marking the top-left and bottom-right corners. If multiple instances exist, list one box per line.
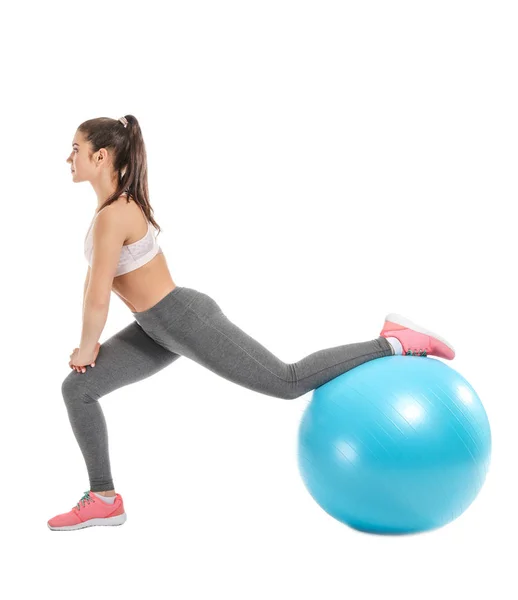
left=84, top=204, right=162, bottom=277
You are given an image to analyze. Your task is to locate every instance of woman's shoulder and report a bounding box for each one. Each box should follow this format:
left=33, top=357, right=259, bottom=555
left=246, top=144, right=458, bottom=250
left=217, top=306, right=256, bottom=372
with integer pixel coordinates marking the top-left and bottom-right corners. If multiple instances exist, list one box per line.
left=95, top=194, right=147, bottom=233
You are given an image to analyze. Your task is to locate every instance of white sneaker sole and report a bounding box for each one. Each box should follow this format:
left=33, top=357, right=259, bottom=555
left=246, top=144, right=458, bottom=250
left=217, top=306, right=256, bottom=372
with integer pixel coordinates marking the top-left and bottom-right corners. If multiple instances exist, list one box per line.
left=385, top=313, right=455, bottom=353
left=47, top=512, right=127, bottom=531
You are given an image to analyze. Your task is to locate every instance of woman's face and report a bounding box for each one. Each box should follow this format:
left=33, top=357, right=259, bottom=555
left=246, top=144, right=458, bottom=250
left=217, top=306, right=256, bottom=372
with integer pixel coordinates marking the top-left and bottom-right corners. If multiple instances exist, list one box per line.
left=66, top=130, right=110, bottom=183
left=66, top=130, right=92, bottom=183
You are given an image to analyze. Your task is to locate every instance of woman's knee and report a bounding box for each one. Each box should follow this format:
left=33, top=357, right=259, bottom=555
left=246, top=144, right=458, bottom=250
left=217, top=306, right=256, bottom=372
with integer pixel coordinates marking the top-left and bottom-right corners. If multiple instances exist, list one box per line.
left=273, top=380, right=300, bottom=400
left=61, top=372, right=99, bottom=405
left=282, top=376, right=310, bottom=400
left=284, top=387, right=301, bottom=400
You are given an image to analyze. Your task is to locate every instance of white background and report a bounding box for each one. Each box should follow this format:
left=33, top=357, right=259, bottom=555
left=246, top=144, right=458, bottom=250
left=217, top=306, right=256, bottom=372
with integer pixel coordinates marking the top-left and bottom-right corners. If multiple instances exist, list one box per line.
left=1, top=1, right=516, bottom=598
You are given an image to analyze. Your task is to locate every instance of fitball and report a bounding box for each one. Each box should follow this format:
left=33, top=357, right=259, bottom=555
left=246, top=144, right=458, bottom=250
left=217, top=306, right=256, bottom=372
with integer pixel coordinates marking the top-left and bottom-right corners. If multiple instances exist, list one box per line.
left=297, top=356, right=491, bottom=534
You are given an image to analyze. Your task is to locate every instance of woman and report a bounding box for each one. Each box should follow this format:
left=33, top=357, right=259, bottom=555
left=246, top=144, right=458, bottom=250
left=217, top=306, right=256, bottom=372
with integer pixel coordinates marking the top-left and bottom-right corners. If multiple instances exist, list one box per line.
left=48, top=114, right=455, bottom=531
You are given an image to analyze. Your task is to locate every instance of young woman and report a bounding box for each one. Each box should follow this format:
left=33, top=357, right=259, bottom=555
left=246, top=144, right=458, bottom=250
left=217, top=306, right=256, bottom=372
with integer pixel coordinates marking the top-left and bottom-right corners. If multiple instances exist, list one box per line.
left=48, top=114, right=455, bottom=531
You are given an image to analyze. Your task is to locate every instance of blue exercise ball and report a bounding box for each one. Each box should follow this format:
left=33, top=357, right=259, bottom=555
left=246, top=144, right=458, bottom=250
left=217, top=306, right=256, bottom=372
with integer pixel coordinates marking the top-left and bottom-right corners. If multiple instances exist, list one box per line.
left=297, top=356, right=491, bottom=534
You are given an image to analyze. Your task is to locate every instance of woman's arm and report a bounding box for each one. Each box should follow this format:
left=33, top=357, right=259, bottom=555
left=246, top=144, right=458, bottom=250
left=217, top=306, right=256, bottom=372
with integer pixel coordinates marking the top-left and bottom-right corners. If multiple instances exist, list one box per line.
left=79, top=293, right=109, bottom=358
left=82, top=266, right=91, bottom=318
left=78, top=204, right=126, bottom=360
left=79, top=266, right=108, bottom=360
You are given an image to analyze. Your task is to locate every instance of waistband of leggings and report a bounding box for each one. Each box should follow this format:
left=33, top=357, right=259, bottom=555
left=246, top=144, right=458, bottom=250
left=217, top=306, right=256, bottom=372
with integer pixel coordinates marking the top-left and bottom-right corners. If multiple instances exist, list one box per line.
left=131, top=286, right=186, bottom=322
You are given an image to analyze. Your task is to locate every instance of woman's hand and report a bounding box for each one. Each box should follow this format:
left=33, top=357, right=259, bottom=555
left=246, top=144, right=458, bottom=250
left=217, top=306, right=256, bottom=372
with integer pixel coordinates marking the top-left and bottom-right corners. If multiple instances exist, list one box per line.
left=69, top=343, right=101, bottom=373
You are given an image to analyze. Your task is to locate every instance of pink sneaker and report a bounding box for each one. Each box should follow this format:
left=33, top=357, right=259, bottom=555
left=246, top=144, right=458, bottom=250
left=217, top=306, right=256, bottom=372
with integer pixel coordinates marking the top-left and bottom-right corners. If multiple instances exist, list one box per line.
left=47, top=490, right=127, bottom=531
left=380, top=313, right=455, bottom=360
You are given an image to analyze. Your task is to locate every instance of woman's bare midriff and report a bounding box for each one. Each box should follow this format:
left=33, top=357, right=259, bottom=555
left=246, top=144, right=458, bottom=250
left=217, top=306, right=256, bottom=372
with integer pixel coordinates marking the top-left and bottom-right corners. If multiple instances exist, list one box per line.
left=107, top=196, right=177, bottom=313
left=111, top=251, right=177, bottom=313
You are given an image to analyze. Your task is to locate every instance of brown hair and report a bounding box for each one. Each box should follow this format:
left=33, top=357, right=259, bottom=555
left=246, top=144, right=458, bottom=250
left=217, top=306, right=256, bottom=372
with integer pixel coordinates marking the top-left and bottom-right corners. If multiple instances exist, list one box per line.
left=77, top=114, right=161, bottom=235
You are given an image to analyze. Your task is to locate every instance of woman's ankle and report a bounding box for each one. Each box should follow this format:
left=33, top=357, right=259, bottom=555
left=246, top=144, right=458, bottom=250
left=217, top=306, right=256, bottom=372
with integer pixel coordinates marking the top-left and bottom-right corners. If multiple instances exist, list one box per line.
left=92, top=490, right=116, bottom=497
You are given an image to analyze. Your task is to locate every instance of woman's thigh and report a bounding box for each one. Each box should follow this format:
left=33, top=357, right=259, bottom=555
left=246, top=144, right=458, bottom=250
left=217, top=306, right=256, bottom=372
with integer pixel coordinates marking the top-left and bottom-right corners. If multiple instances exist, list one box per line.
left=139, top=291, right=293, bottom=398
left=62, top=321, right=181, bottom=401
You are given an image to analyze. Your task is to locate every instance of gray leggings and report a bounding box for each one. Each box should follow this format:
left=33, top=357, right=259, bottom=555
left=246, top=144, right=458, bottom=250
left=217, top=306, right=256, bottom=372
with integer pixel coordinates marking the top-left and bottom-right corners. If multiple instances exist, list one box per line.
left=61, top=286, right=392, bottom=492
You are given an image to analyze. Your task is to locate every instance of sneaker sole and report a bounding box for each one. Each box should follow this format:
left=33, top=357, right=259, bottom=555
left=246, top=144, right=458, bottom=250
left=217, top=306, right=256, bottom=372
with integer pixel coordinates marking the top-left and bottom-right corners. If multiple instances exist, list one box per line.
left=385, top=313, right=455, bottom=353
left=47, top=512, right=127, bottom=531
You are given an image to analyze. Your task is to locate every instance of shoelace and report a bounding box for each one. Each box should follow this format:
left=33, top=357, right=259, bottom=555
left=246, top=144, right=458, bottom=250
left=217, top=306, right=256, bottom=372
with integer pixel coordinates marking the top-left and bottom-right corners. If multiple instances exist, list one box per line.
left=75, top=490, right=95, bottom=510
left=405, top=349, right=428, bottom=357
